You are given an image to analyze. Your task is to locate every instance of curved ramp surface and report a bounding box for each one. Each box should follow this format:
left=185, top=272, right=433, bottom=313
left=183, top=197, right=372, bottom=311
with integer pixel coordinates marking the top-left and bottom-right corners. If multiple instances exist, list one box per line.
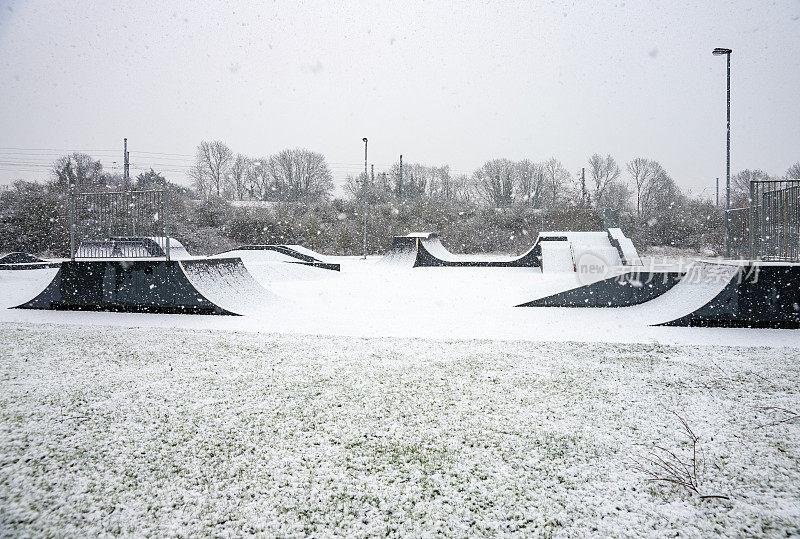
left=379, top=233, right=545, bottom=268
left=415, top=236, right=543, bottom=268
left=212, top=250, right=335, bottom=283
left=180, top=258, right=277, bottom=315
left=377, top=235, right=424, bottom=267
left=611, top=262, right=742, bottom=325
left=14, top=258, right=275, bottom=316
left=382, top=230, right=642, bottom=270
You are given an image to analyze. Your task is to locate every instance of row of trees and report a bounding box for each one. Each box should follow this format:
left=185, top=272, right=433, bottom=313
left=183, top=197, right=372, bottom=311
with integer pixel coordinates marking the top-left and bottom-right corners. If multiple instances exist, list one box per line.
left=190, top=141, right=333, bottom=202
left=2, top=145, right=794, bottom=258
left=342, top=154, right=672, bottom=219
left=49, top=144, right=800, bottom=219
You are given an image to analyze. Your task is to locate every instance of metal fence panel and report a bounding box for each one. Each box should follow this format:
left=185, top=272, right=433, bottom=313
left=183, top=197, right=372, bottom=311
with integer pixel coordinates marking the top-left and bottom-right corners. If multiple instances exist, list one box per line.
left=69, top=190, right=171, bottom=260
left=751, top=180, right=800, bottom=261
left=729, top=180, right=800, bottom=261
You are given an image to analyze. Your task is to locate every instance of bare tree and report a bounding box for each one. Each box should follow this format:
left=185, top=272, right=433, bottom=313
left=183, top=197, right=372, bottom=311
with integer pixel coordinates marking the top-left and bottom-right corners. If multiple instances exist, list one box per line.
left=246, top=158, right=271, bottom=200
left=603, top=181, right=633, bottom=213
left=787, top=162, right=800, bottom=179
left=640, top=165, right=681, bottom=221
left=423, top=165, right=451, bottom=200
left=473, top=159, right=516, bottom=207
left=229, top=154, right=251, bottom=201
left=588, top=153, right=620, bottom=209
left=191, top=141, right=234, bottom=199
left=385, top=162, right=428, bottom=199
left=344, top=171, right=391, bottom=204
left=730, top=169, right=771, bottom=206
left=265, top=148, right=333, bottom=202
left=516, top=160, right=545, bottom=207
left=542, top=158, right=570, bottom=208
left=51, top=153, right=105, bottom=190
left=627, top=158, right=660, bottom=218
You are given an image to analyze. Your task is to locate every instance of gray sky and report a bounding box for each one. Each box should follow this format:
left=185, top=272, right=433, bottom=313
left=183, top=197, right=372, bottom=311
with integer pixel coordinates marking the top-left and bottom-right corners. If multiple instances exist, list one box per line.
left=1, top=0, right=798, bottom=198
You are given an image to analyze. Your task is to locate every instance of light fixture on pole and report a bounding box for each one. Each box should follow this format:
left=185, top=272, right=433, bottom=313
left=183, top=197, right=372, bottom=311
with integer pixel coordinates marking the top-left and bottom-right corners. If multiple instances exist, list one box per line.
left=362, top=137, right=368, bottom=259
left=712, top=47, right=732, bottom=257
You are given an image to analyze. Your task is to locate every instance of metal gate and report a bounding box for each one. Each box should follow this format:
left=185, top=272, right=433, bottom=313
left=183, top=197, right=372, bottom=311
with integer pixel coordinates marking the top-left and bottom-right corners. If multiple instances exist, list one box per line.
left=68, top=189, right=171, bottom=260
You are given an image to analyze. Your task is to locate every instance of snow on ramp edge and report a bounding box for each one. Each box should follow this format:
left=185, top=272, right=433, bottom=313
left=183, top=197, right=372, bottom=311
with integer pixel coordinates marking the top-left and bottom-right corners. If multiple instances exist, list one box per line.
left=618, top=261, right=742, bottom=325
left=180, top=258, right=277, bottom=316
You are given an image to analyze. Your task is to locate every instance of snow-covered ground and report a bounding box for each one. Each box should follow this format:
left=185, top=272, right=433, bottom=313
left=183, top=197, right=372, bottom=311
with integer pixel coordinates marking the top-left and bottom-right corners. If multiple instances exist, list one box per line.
left=1, top=324, right=799, bottom=535
left=1, top=258, right=799, bottom=535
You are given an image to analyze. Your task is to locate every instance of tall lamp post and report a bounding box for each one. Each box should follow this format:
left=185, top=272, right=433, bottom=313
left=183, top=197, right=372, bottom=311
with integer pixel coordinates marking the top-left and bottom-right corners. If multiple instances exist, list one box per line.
left=362, top=138, right=368, bottom=259
left=713, top=47, right=732, bottom=257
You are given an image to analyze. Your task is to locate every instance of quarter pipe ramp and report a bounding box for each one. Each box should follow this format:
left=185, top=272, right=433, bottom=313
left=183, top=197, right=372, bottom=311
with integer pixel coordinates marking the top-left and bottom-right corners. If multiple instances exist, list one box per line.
left=523, top=261, right=800, bottom=328
left=15, top=257, right=275, bottom=316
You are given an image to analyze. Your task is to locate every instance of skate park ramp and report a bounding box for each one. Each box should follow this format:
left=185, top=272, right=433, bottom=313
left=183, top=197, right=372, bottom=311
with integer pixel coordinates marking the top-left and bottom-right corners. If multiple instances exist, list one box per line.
left=658, top=262, right=800, bottom=328
left=180, top=258, right=277, bottom=315
left=0, top=266, right=60, bottom=308
left=529, top=260, right=800, bottom=328
left=517, top=269, right=685, bottom=307
left=218, top=245, right=340, bottom=271
left=537, top=261, right=741, bottom=326
left=213, top=248, right=340, bottom=283
left=378, top=232, right=545, bottom=268
left=15, top=257, right=276, bottom=316
left=0, top=252, right=61, bottom=270
left=379, top=229, right=643, bottom=270
left=377, top=234, right=427, bottom=266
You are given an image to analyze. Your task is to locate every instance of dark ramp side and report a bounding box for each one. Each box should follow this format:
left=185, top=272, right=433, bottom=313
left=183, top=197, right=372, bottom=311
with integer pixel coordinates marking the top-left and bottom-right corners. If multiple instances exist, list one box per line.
left=516, top=270, right=684, bottom=307
left=660, top=263, right=800, bottom=328
left=15, top=259, right=236, bottom=315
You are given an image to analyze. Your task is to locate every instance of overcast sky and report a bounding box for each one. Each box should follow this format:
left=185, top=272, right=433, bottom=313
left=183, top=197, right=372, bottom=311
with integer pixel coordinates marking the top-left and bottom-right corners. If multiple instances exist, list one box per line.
left=1, top=0, right=798, bottom=197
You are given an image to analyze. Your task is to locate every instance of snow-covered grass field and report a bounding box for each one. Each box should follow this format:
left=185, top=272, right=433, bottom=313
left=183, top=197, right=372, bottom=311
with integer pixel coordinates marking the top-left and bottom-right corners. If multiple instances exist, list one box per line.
left=2, top=322, right=799, bottom=536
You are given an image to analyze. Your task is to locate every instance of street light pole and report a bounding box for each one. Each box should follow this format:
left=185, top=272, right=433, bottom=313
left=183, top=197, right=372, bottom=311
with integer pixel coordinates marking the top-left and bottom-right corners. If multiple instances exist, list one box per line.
left=362, top=137, right=368, bottom=259
left=713, top=47, right=732, bottom=257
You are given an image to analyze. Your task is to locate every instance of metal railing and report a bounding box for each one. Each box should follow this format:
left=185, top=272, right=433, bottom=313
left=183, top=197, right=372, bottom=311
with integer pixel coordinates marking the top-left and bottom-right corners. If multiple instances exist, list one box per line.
left=753, top=181, right=799, bottom=261
left=69, top=189, right=171, bottom=260
left=724, top=180, right=800, bottom=261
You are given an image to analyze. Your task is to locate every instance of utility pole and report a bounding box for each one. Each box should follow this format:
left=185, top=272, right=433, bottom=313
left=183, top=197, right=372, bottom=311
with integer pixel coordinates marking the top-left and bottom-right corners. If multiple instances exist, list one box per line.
left=581, top=167, right=586, bottom=206
left=716, top=177, right=719, bottom=207
left=371, top=164, right=374, bottom=184
left=362, top=138, right=368, bottom=259
left=123, top=138, right=130, bottom=188
left=399, top=154, right=403, bottom=197
left=713, top=47, right=732, bottom=257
